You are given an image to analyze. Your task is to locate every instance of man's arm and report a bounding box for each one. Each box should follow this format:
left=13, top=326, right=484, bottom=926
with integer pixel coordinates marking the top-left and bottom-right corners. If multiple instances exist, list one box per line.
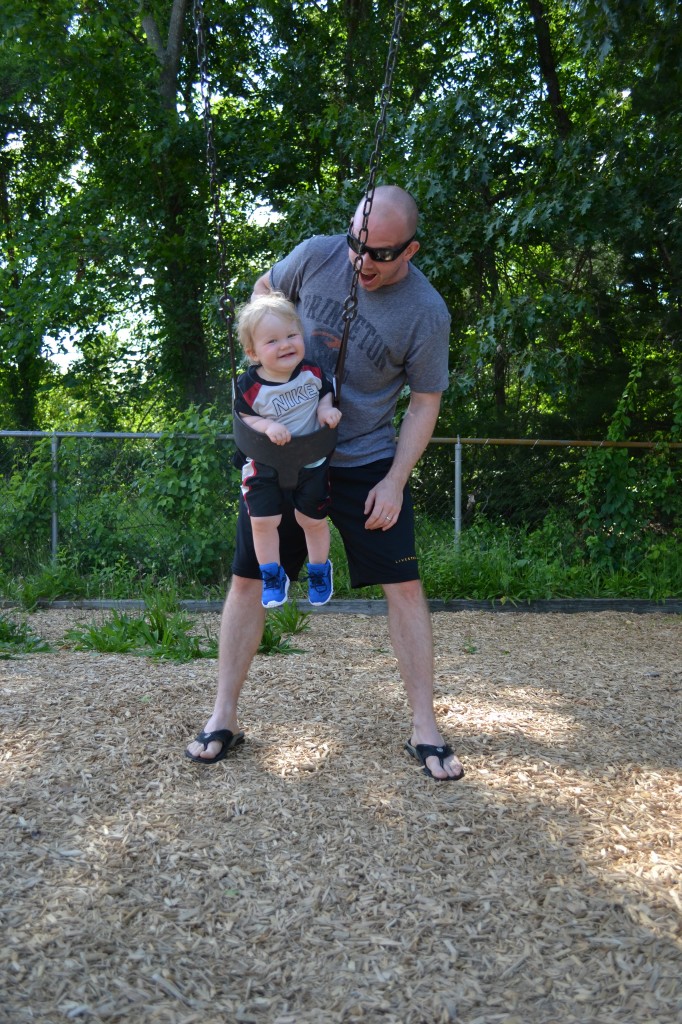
left=388, top=391, right=442, bottom=490
left=364, top=391, right=442, bottom=531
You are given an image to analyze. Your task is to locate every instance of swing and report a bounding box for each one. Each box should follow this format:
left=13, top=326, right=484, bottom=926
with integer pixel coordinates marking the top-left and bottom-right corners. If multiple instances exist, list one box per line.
left=192, top=0, right=407, bottom=492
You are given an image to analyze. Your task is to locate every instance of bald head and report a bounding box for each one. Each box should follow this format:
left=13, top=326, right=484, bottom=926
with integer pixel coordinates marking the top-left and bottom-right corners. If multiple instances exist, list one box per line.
left=353, top=185, right=419, bottom=239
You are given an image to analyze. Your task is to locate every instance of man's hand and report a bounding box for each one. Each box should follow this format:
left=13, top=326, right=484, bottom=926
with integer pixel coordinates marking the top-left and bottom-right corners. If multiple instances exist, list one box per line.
left=251, top=271, right=272, bottom=298
left=364, top=475, right=403, bottom=531
left=362, top=391, right=442, bottom=531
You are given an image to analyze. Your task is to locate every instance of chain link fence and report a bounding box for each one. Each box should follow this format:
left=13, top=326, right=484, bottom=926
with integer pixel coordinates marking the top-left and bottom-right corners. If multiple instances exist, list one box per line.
left=1, top=431, right=680, bottom=586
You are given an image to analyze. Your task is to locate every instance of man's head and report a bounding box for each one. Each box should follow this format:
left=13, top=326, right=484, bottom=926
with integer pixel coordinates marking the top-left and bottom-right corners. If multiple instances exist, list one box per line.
left=347, top=185, right=420, bottom=291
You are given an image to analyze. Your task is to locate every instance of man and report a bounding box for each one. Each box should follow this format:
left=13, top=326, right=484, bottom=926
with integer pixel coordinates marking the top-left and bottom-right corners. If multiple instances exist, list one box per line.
left=186, top=185, right=464, bottom=781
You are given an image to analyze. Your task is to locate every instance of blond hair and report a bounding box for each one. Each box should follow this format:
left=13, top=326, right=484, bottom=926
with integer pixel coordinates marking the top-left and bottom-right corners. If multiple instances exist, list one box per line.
left=236, top=291, right=303, bottom=363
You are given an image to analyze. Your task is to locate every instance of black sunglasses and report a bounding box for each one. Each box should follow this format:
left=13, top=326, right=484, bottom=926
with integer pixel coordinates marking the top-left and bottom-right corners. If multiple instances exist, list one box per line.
left=346, top=230, right=415, bottom=263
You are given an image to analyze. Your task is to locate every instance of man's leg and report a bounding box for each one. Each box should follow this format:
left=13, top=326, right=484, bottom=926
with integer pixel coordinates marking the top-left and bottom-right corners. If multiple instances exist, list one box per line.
left=185, top=574, right=264, bottom=761
left=383, top=579, right=464, bottom=780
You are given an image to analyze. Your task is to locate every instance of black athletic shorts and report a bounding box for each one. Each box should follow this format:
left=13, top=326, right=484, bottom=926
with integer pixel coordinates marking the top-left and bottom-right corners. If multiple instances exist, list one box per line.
left=232, top=458, right=420, bottom=587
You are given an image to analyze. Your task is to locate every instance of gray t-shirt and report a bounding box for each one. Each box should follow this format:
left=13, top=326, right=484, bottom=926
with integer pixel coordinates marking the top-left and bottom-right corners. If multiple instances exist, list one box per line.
left=270, top=235, right=451, bottom=467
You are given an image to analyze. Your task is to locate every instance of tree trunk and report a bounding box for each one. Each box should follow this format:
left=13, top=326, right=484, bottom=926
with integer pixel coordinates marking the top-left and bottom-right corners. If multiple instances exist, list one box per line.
left=140, top=0, right=211, bottom=407
left=527, top=0, right=572, bottom=139
left=0, top=155, right=40, bottom=428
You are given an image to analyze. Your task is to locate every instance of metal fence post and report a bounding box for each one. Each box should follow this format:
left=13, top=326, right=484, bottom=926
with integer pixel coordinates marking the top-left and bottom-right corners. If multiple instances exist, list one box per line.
left=51, top=433, right=60, bottom=564
left=454, top=434, right=462, bottom=545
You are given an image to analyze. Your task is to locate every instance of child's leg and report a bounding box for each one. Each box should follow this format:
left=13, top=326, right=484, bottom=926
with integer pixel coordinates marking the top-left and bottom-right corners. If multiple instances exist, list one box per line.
left=293, top=463, right=333, bottom=604
left=250, top=515, right=282, bottom=567
left=294, top=510, right=329, bottom=565
left=295, top=510, right=333, bottom=605
left=251, top=514, right=289, bottom=608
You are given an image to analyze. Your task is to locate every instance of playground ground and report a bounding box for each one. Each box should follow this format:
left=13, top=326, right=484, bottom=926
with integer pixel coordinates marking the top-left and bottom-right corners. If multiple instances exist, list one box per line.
left=1, top=607, right=681, bottom=1024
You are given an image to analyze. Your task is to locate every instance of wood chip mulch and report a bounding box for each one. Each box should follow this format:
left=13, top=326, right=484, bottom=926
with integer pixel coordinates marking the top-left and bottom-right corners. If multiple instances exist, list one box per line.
left=1, top=608, right=681, bottom=1024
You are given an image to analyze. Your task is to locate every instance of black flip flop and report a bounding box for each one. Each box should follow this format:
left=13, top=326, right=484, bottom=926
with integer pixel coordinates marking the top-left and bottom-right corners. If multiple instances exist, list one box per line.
left=185, top=729, right=245, bottom=765
left=405, top=740, right=465, bottom=781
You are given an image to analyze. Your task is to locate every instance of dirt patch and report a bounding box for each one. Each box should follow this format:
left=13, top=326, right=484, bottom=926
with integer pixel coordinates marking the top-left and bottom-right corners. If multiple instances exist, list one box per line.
left=2, top=608, right=681, bottom=1024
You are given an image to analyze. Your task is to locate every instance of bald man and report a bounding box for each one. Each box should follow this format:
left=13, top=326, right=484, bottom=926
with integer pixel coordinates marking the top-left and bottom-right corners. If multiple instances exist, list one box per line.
left=186, top=186, right=464, bottom=781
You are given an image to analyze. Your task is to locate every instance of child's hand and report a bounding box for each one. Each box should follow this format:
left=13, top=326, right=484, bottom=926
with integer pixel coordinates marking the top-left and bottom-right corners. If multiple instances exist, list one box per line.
left=265, top=422, right=291, bottom=445
left=318, top=407, right=342, bottom=429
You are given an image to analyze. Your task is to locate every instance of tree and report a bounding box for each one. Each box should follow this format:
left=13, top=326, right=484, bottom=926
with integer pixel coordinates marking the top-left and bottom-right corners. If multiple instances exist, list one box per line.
left=1, top=0, right=231, bottom=422
left=1, top=0, right=679, bottom=454
left=390, top=0, right=681, bottom=444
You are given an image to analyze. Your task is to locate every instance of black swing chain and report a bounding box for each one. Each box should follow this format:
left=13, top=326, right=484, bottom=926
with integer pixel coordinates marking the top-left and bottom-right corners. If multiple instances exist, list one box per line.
left=193, top=0, right=407, bottom=397
left=333, top=0, right=406, bottom=405
left=341, top=0, right=407, bottom=331
left=192, top=0, right=238, bottom=382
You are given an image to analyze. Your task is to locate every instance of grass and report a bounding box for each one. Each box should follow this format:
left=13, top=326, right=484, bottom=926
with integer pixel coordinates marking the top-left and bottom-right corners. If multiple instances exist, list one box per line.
left=0, top=555, right=229, bottom=611
left=258, top=601, right=310, bottom=655
left=1, top=518, right=678, bottom=663
left=0, top=614, right=52, bottom=658
left=415, top=516, right=682, bottom=603
left=1, top=515, right=680, bottom=612
left=61, top=586, right=215, bottom=661
left=63, top=608, right=218, bottom=661
left=59, top=589, right=311, bottom=661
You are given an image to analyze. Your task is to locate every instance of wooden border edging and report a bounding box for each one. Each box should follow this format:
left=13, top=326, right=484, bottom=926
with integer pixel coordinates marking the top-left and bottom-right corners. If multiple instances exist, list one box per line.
left=2, top=598, right=680, bottom=614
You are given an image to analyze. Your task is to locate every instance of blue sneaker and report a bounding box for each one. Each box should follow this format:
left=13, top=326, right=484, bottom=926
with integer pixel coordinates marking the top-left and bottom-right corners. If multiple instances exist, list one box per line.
left=260, top=562, right=290, bottom=608
left=307, top=560, right=333, bottom=606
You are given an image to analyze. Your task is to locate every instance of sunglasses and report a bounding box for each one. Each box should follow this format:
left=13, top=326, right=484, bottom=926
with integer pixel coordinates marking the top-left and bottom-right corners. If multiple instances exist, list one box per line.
left=346, top=230, right=415, bottom=263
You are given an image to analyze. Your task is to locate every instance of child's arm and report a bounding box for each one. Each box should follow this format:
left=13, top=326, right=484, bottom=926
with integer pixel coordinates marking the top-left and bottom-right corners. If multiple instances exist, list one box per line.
left=240, top=413, right=291, bottom=445
left=317, top=392, right=342, bottom=429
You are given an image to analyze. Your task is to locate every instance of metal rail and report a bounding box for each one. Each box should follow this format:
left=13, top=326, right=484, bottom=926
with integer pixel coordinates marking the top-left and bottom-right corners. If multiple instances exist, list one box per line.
left=1, top=431, right=678, bottom=560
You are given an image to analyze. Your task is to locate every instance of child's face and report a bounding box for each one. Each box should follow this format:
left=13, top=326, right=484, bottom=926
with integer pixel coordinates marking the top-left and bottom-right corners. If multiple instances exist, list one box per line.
left=247, top=312, right=305, bottom=382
